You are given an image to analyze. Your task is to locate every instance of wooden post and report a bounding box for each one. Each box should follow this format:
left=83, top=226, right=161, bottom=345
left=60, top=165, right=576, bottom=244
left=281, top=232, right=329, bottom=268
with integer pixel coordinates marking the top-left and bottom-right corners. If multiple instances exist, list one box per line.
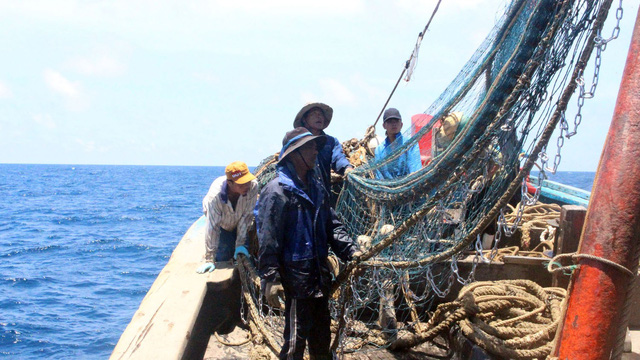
left=552, top=205, right=587, bottom=288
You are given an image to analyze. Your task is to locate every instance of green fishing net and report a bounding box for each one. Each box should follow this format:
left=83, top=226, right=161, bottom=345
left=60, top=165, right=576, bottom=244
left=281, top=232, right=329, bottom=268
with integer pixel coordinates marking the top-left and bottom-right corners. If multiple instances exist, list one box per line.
left=244, top=0, right=616, bottom=354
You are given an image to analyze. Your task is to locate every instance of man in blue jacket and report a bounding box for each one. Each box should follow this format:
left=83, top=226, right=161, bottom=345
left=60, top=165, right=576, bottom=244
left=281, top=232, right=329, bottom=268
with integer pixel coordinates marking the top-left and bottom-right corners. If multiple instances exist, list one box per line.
left=294, top=102, right=353, bottom=193
left=374, top=107, right=422, bottom=179
left=257, top=127, right=361, bottom=360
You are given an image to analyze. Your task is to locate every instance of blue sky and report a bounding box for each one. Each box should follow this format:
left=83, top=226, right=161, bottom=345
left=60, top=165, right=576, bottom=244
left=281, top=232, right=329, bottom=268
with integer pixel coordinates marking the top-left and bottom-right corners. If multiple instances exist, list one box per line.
left=0, top=0, right=638, bottom=171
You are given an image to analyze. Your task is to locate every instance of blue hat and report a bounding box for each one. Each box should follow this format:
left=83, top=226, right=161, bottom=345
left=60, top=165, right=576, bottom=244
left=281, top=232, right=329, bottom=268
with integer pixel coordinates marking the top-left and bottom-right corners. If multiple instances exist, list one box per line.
left=278, top=127, right=327, bottom=163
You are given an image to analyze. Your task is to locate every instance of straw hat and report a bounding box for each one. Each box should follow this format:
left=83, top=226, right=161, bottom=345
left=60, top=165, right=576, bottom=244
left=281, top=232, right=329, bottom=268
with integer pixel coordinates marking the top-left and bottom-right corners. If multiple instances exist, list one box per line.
left=440, top=111, right=463, bottom=141
left=293, top=102, right=333, bottom=128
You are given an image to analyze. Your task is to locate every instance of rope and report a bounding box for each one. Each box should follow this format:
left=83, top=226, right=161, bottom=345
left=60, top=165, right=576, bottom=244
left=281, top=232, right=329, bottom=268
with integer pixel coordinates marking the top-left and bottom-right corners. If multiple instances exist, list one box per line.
left=502, top=202, right=560, bottom=250
left=374, top=280, right=566, bottom=359
left=548, top=252, right=636, bottom=278
left=214, top=331, right=252, bottom=346
left=477, top=246, right=551, bottom=262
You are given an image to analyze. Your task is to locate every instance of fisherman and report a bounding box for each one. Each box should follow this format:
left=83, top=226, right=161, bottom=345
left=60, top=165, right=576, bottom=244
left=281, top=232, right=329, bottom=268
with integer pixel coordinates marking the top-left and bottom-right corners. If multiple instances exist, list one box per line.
left=257, top=127, right=361, bottom=360
left=374, top=107, right=422, bottom=179
left=294, top=102, right=353, bottom=192
left=196, top=161, right=259, bottom=273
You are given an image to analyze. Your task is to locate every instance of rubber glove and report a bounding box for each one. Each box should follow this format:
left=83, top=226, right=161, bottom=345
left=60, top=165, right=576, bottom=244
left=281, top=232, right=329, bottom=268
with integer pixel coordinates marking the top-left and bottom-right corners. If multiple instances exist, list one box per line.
left=264, top=282, right=285, bottom=309
left=327, top=254, right=340, bottom=278
left=234, top=245, right=249, bottom=260
left=351, top=250, right=363, bottom=262
left=196, top=262, right=215, bottom=274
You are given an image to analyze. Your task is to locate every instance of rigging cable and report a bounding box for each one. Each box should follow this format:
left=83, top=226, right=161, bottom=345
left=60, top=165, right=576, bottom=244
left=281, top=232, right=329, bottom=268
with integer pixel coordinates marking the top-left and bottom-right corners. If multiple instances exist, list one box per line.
left=372, top=0, right=443, bottom=129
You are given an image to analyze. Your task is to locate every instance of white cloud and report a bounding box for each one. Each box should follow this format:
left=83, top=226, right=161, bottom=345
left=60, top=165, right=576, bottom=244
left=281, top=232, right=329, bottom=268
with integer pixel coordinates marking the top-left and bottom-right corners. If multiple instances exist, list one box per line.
left=75, top=138, right=96, bottom=152
left=44, top=69, right=81, bottom=98
left=43, top=69, right=89, bottom=111
left=210, top=0, right=365, bottom=15
left=351, top=74, right=388, bottom=104
left=0, top=81, right=12, bottom=98
left=193, top=72, right=220, bottom=85
left=318, top=78, right=357, bottom=105
left=300, top=91, right=317, bottom=104
left=395, top=0, right=504, bottom=14
left=70, top=55, right=125, bottom=77
left=0, top=0, right=365, bottom=26
left=33, top=114, right=56, bottom=129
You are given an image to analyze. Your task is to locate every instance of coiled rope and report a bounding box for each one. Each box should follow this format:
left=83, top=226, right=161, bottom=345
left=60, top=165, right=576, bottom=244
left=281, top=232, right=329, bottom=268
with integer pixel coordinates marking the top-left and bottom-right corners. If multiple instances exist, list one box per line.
left=503, top=202, right=561, bottom=250
left=374, top=280, right=566, bottom=359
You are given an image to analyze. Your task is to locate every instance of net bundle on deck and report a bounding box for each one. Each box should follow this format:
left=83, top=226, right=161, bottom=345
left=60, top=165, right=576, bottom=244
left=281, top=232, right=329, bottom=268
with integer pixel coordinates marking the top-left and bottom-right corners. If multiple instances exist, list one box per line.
left=244, top=0, right=616, bottom=356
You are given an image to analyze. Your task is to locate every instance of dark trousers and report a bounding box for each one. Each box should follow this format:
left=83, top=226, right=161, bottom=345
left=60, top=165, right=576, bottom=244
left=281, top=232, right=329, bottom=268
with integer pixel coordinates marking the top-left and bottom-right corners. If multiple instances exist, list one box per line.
left=215, top=227, right=237, bottom=262
left=280, top=296, right=332, bottom=360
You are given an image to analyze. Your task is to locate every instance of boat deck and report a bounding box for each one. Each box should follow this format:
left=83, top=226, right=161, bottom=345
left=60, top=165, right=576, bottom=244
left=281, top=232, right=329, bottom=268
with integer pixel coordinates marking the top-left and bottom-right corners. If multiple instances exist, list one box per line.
left=624, top=330, right=640, bottom=360
left=113, top=210, right=640, bottom=359
left=203, top=327, right=640, bottom=359
left=203, top=327, right=452, bottom=360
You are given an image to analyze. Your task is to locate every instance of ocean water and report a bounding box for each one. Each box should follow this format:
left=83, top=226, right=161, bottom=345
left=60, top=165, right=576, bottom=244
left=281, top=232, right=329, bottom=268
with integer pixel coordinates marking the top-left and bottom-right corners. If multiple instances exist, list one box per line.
left=534, top=171, right=597, bottom=192
left=0, top=164, right=595, bottom=359
left=0, top=164, right=223, bottom=359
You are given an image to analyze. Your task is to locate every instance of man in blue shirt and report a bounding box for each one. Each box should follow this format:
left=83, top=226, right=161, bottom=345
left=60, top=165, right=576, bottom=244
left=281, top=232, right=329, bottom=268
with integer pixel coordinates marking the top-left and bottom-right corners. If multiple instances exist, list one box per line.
left=374, top=108, right=422, bottom=179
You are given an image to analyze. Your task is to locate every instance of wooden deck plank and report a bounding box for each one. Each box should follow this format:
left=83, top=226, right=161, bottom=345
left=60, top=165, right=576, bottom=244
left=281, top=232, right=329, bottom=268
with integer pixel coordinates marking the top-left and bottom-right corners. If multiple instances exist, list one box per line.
left=110, top=216, right=235, bottom=360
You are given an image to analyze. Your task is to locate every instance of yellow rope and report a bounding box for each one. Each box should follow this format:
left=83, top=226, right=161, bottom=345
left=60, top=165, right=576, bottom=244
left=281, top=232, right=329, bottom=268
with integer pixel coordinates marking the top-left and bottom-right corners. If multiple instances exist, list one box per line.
left=214, top=331, right=252, bottom=346
left=503, top=202, right=561, bottom=250
left=364, top=280, right=566, bottom=359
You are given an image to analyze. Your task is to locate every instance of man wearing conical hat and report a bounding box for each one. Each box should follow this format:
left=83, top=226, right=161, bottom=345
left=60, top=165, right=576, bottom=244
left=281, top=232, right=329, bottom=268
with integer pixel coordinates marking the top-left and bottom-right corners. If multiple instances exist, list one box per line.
left=256, top=127, right=361, bottom=360
left=294, top=102, right=353, bottom=192
left=196, top=161, right=258, bottom=273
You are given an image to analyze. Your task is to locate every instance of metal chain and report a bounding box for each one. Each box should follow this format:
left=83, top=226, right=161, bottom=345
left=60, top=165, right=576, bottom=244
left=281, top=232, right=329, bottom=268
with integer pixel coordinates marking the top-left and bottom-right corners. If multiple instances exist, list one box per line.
left=475, top=234, right=492, bottom=263
left=426, top=265, right=453, bottom=298
left=240, top=279, right=247, bottom=324
left=544, top=0, right=623, bottom=173
left=451, top=254, right=472, bottom=285
left=495, top=175, right=543, bottom=254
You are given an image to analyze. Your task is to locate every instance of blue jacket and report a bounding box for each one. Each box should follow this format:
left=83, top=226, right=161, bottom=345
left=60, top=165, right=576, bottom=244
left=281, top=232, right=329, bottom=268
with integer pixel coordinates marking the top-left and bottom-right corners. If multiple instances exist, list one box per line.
left=374, top=132, right=422, bottom=179
left=256, top=164, right=358, bottom=299
left=317, top=132, right=352, bottom=191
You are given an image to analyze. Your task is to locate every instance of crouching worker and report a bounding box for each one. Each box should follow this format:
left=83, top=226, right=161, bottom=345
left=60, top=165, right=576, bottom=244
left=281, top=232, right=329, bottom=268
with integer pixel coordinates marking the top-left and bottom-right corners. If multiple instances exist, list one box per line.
left=196, top=161, right=258, bottom=273
left=257, top=128, right=361, bottom=360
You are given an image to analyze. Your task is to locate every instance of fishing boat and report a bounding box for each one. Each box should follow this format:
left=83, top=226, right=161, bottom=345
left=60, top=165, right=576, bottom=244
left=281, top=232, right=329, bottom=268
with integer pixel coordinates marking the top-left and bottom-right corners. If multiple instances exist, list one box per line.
left=107, top=192, right=578, bottom=359
left=527, top=176, right=590, bottom=208
left=112, top=0, right=640, bottom=359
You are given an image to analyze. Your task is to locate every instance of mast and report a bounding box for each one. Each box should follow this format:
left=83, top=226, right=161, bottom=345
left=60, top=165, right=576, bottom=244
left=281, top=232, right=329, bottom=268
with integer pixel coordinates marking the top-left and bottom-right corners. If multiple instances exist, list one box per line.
left=553, top=6, right=640, bottom=359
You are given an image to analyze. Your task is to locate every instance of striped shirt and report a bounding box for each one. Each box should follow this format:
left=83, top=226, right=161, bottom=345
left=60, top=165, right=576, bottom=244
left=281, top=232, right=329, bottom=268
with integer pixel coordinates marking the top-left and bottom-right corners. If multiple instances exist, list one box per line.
left=202, top=176, right=259, bottom=262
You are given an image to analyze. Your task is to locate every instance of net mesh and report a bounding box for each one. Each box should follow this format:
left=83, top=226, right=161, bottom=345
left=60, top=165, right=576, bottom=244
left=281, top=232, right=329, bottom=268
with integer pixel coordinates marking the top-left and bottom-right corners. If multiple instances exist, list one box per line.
left=244, top=0, right=614, bottom=355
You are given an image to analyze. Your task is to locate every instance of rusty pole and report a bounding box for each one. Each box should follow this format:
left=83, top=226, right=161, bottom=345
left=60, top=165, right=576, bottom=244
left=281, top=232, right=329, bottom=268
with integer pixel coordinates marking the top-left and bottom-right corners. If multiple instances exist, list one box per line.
left=553, top=7, right=640, bottom=360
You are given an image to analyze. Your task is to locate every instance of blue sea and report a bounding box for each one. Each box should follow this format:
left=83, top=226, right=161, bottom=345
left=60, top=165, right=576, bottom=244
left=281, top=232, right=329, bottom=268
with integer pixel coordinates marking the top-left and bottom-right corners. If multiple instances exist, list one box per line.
left=0, top=164, right=595, bottom=359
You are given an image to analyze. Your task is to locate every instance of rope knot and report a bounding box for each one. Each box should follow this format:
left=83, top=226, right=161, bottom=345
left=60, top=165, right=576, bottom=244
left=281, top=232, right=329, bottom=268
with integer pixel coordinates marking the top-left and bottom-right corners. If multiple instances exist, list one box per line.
left=460, top=291, right=480, bottom=316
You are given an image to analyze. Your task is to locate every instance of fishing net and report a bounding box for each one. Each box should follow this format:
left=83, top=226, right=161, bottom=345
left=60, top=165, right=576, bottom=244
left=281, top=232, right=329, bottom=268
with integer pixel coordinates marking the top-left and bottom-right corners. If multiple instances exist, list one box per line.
left=243, top=0, right=618, bottom=356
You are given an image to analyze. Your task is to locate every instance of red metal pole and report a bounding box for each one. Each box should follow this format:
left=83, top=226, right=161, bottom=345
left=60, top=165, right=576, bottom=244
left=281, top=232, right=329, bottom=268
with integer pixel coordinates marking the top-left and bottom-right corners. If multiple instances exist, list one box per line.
left=553, top=7, right=640, bottom=360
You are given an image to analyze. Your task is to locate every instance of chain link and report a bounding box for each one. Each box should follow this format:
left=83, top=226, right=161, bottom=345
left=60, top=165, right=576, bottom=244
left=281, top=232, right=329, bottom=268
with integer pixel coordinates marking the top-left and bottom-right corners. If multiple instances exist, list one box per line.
left=495, top=175, right=543, bottom=251
left=426, top=265, right=453, bottom=298
left=541, top=0, right=623, bottom=174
